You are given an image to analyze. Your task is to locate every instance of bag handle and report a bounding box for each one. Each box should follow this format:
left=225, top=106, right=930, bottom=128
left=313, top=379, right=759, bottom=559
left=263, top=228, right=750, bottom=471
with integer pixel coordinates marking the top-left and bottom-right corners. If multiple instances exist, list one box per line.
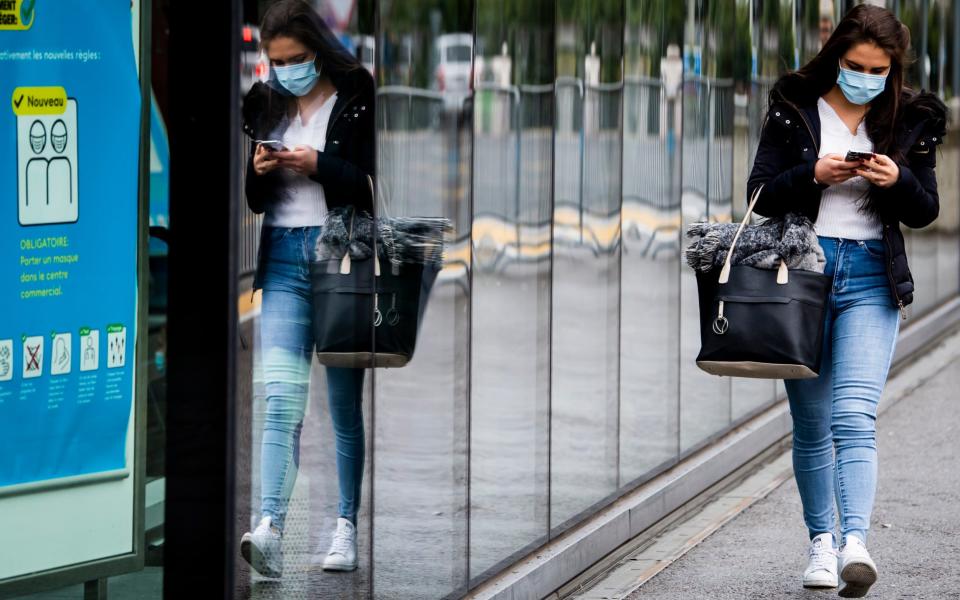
left=338, top=174, right=381, bottom=277
left=717, top=184, right=788, bottom=285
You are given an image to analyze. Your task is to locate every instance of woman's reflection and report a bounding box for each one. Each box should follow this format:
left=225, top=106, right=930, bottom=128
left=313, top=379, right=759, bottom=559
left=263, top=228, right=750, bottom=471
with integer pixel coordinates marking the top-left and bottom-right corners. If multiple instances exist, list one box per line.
left=239, top=0, right=374, bottom=578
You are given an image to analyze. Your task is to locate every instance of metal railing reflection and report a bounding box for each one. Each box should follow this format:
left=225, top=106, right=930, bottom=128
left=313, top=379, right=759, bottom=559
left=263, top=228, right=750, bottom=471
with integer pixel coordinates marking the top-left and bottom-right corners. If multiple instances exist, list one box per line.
left=473, top=82, right=552, bottom=272
left=376, top=86, right=471, bottom=290
left=238, top=139, right=263, bottom=279
left=622, top=75, right=681, bottom=260
left=554, top=77, right=623, bottom=256
left=472, top=75, right=685, bottom=267
left=234, top=74, right=729, bottom=280
left=682, top=75, right=734, bottom=223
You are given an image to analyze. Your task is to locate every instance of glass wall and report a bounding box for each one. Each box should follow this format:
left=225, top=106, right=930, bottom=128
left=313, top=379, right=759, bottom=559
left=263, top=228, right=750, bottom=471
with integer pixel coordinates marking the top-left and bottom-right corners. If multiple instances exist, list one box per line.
left=372, top=0, right=472, bottom=597
left=898, top=0, right=960, bottom=317
left=550, top=0, right=624, bottom=531
left=229, top=1, right=960, bottom=599
left=470, top=0, right=553, bottom=580
left=619, top=0, right=683, bottom=490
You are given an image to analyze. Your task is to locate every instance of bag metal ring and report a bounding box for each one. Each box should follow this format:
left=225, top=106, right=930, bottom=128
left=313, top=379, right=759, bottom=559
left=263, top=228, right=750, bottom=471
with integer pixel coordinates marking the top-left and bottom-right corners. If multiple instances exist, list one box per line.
left=386, top=308, right=400, bottom=326
left=374, top=309, right=383, bottom=327
left=712, top=316, right=729, bottom=335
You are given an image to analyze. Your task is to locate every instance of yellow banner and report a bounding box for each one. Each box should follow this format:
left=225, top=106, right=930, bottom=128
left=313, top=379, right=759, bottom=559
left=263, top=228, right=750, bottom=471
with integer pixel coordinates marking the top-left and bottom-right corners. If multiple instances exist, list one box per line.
left=0, top=0, right=36, bottom=30
left=11, top=86, right=67, bottom=116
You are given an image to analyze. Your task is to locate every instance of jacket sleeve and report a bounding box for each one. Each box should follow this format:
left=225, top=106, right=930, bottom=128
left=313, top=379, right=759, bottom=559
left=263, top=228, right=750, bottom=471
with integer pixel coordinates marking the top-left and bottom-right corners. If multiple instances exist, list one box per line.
left=746, top=114, right=824, bottom=219
left=872, top=137, right=941, bottom=229
left=244, top=141, right=283, bottom=215
left=308, top=104, right=375, bottom=213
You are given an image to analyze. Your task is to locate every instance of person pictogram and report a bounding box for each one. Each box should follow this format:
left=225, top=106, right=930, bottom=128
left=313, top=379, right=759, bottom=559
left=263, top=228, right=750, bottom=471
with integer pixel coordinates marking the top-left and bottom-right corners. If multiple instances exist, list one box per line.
left=84, top=335, right=95, bottom=366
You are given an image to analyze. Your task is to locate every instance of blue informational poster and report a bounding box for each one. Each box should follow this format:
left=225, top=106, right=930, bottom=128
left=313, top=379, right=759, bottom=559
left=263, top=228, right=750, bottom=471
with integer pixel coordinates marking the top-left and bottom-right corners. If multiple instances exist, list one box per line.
left=0, top=1, right=141, bottom=489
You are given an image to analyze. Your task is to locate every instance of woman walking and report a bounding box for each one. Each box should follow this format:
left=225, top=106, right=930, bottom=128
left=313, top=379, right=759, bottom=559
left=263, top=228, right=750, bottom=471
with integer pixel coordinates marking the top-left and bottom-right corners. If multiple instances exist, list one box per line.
left=239, top=0, right=374, bottom=578
left=747, top=5, right=945, bottom=597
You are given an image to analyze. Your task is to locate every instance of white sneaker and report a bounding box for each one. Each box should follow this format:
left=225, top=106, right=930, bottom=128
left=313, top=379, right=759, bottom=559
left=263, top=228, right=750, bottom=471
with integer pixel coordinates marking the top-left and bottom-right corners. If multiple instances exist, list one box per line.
left=839, top=536, right=878, bottom=598
left=322, top=517, right=358, bottom=571
left=803, top=532, right=839, bottom=588
left=240, top=516, right=283, bottom=578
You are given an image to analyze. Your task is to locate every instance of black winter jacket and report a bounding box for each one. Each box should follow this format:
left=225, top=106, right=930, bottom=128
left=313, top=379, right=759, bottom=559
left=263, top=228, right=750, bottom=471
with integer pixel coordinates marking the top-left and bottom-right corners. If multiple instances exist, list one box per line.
left=747, top=84, right=947, bottom=313
left=242, top=68, right=375, bottom=290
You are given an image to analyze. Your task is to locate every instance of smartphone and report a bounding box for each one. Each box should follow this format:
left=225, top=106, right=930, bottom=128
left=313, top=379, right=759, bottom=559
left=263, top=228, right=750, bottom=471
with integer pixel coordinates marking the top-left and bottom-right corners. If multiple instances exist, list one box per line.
left=257, top=139, right=288, bottom=152
left=844, top=150, right=874, bottom=162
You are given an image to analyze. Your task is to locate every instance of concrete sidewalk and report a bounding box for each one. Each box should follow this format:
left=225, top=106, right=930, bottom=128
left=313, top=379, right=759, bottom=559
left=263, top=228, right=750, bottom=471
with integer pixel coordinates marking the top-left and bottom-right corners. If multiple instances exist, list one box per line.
left=629, top=348, right=960, bottom=598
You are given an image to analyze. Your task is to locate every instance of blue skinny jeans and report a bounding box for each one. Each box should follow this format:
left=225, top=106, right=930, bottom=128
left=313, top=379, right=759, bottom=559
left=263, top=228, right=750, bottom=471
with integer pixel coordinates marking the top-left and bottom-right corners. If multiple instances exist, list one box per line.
left=258, top=226, right=365, bottom=532
left=785, top=236, right=900, bottom=547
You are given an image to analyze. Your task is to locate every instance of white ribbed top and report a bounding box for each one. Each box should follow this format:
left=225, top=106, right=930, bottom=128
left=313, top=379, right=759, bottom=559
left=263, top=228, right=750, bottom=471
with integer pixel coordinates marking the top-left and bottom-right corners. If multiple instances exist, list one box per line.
left=814, top=97, right=883, bottom=241
left=263, top=92, right=338, bottom=228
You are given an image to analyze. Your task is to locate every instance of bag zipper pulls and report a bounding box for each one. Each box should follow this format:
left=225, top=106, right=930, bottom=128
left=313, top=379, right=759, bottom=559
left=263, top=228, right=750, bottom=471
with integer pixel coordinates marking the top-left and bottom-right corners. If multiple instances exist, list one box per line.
left=899, top=301, right=907, bottom=321
left=373, top=293, right=383, bottom=327
left=341, top=209, right=355, bottom=275
left=777, top=260, right=789, bottom=284
left=712, top=301, right=729, bottom=335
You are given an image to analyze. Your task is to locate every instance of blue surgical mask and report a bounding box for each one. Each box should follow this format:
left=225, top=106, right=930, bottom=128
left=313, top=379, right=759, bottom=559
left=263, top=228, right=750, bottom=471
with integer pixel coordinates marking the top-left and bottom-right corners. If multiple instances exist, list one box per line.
left=271, top=58, right=320, bottom=97
left=837, top=61, right=888, bottom=105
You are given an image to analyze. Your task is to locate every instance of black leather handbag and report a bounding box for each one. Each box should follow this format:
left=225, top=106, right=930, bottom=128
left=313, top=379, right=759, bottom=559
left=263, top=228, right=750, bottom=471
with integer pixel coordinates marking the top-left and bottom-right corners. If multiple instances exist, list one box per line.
left=310, top=177, right=444, bottom=369
left=695, top=186, right=831, bottom=379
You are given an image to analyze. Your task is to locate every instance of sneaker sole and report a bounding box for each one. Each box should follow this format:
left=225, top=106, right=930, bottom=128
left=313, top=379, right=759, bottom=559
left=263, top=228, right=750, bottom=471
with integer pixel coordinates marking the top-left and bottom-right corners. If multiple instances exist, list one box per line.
left=803, top=576, right=838, bottom=589
left=839, top=561, right=877, bottom=598
left=241, top=534, right=282, bottom=578
left=322, top=560, right=358, bottom=572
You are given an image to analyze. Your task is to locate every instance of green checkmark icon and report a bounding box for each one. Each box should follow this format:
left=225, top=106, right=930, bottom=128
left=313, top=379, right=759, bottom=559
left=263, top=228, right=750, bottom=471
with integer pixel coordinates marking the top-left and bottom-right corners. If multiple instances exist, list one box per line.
left=21, top=0, right=35, bottom=27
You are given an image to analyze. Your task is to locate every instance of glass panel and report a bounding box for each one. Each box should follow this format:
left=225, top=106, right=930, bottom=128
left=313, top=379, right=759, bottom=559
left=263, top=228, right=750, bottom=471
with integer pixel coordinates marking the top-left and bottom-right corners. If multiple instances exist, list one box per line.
left=234, top=2, right=375, bottom=597
left=679, top=0, right=734, bottom=450
left=470, top=0, right=553, bottom=580
left=899, top=0, right=938, bottom=317
left=619, top=0, right=683, bottom=482
left=936, top=0, right=960, bottom=302
left=907, top=0, right=960, bottom=310
left=373, top=0, right=472, bottom=597
left=551, top=0, right=624, bottom=529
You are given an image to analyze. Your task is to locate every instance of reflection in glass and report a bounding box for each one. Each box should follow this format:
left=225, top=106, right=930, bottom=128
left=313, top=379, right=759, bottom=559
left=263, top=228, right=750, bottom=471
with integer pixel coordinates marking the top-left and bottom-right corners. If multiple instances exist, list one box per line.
left=551, top=0, right=624, bottom=529
left=679, top=0, right=734, bottom=449
left=934, top=0, right=960, bottom=303
left=619, top=0, right=683, bottom=482
left=236, top=2, right=374, bottom=597
left=373, top=0, right=472, bottom=597
left=470, top=0, right=553, bottom=579
left=222, top=0, right=960, bottom=596
left=897, top=0, right=959, bottom=316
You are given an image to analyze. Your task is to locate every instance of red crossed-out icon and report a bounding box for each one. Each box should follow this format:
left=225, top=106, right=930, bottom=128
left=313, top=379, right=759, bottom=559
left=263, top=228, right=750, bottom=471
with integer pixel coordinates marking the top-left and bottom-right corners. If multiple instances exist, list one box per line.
left=25, top=343, right=41, bottom=371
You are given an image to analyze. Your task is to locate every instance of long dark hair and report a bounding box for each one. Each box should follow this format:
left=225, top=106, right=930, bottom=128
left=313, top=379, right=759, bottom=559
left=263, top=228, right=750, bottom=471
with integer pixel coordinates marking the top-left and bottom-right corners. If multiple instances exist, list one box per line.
left=260, top=0, right=363, bottom=85
left=773, top=4, right=911, bottom=162
left=242, top=0, right=371, bottom=139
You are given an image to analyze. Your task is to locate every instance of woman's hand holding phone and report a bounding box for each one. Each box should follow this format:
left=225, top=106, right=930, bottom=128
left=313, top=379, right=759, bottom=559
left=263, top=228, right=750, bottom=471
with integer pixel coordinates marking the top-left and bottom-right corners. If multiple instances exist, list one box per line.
left=274, top=145, right=318, bottom=176
left=814, top=153, right=861, bottom=185
left=854, top=153, right=900, bottom=188
left=253, top=143, right=280, bottom=176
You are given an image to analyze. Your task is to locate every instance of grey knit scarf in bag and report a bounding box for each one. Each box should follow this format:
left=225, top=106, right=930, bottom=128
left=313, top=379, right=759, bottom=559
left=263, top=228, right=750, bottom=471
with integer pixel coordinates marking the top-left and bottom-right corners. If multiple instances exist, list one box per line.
left=684, top=213, right=825, bottom=274
left=315, top=206, right=450, bottom=268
